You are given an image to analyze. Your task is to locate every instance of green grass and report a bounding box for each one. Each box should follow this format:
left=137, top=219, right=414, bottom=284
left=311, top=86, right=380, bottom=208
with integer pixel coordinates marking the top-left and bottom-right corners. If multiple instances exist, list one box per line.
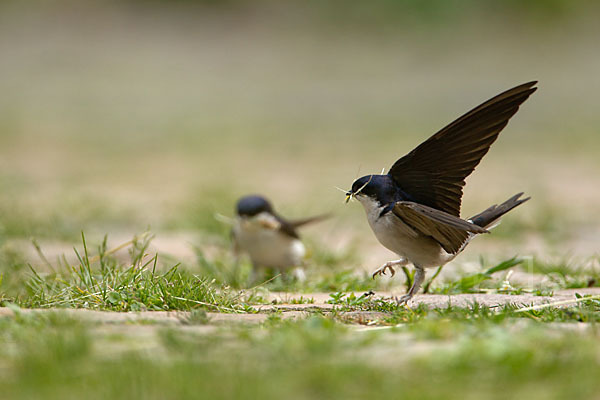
left=0, top=243, right=28, bottom=303
left=0, top=311, right=599, bottom=400
left=4, top=231, right=598, bottom=313
left=3, top=230, right=380, bottom=311
left=430, top=256, right=526, bottom=294
left=4, top=233, right=245, bottom=312
left=527, top=256, right=600, bottom=289
left=192, top=238, right=383, bottom=293
left=2, top=232, right=600, bottom=400
left=329, top=296, right=600, bottom=324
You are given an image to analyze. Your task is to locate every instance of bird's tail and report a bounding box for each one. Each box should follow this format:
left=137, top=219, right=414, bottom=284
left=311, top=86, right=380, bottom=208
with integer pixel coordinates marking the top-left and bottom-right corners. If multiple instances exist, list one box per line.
left=288, top=214, right=330, bottom=229
left=468, top=192, right=530, bottom=229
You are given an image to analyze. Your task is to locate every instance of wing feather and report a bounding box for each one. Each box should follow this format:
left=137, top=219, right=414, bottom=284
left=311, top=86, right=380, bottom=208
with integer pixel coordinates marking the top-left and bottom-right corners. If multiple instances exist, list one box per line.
left=388, top=82, right=537, bottom=216
left=393, top=202, right=487, bottom=254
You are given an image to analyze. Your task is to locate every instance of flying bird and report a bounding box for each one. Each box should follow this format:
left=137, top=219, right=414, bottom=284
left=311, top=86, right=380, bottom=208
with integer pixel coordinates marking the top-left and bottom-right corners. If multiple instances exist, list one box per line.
left=232, top=195, right=327, bottom=277
left=345, top=81, right=537, bottom=304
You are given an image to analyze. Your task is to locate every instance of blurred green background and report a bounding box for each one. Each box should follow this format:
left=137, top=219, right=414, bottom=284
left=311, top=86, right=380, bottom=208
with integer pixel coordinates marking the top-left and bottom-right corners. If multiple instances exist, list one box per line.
left=0, top=0, right=598, bottom=269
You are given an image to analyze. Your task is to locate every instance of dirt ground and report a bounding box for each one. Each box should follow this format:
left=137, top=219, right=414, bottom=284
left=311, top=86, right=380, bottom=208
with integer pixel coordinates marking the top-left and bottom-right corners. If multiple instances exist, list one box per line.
left=3, top=288, right=598, bottom=327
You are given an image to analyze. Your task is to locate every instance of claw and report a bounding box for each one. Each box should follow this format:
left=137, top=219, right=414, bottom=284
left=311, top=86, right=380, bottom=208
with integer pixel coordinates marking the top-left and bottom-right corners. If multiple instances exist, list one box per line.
left=395, top=294, right=413, bottom=306
left=372, top=263, right=397, bottom=279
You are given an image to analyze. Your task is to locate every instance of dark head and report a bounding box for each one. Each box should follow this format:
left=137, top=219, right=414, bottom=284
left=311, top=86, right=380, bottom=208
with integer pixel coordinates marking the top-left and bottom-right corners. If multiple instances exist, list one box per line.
left=346, top=174, right=402, bottom=206
left=236, top=195, right=274, bottom=217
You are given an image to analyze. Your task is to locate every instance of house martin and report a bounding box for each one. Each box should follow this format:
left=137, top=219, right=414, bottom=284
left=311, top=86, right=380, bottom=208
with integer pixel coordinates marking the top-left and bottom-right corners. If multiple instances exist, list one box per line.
left=346, top=82, right=537, bottom=304
left=232, top=195, right=327, bottom=278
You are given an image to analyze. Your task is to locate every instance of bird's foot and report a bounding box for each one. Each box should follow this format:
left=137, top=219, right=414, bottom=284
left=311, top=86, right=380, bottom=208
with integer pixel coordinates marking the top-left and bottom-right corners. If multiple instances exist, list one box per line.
left=393, top=294, right=414, bottom=306
left=372, top=260, right=406, bottom=279
left=372, top=262, right=397, bottom=279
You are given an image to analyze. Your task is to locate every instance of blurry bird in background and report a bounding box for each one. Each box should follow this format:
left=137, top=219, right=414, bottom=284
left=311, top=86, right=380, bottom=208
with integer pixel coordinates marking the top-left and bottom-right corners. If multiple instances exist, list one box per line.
left=232, top=195, right=328, bottom=281
left=346, top=82, right=537, bottom=304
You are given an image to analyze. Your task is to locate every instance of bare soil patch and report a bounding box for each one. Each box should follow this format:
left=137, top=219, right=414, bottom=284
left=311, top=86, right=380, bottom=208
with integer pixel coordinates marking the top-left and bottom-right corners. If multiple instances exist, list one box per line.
left=2, top=288, right=597, bottom=327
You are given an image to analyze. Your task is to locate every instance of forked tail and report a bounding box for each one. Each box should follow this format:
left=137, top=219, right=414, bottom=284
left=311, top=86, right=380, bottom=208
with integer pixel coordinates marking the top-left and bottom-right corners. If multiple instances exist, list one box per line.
left=468, top=192, right=530, bottom=229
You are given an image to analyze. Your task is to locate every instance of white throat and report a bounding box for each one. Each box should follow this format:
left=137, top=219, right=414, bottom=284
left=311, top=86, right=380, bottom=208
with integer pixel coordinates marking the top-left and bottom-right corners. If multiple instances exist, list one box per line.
left=356, top=195, right=384, bottom=224
left=355, top=194, right=455, bottom=268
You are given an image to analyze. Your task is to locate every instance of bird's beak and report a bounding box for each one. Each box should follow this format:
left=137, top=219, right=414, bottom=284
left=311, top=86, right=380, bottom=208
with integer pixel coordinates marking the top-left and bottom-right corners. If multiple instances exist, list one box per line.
left=256, top=213, right=281, bottom=230
left=345, top=191, right=352, bottom=203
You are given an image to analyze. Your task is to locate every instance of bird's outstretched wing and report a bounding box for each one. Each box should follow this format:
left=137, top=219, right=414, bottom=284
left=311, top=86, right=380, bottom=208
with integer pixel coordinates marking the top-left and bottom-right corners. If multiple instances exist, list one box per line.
left=388, top=81, right=537, bottom=217
left=393, top=202, right=487, bottom=254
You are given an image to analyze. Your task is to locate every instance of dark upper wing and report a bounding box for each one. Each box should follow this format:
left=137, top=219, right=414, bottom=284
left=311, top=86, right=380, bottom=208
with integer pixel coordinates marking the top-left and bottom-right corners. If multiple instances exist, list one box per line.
left=393, top=202, right=488, bottom=254
left=276, top=217, right=300, bottom=239
left=388, top=82, right=537, bottom=216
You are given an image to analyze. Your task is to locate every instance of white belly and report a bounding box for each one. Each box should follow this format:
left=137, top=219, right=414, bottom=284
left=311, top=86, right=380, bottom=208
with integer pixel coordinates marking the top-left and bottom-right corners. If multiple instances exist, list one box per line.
left=233, top=222, right=305, bottom=269
left=359, top=197, right=454, bottom=268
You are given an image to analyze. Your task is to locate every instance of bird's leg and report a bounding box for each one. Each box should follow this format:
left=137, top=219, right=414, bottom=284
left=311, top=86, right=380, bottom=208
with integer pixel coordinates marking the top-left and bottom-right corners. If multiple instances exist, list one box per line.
left=395, top=266, right=425, bottom=305
left=372, top=258, right=408, bottom=279
left=290, top=267, right=306, bottom=282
